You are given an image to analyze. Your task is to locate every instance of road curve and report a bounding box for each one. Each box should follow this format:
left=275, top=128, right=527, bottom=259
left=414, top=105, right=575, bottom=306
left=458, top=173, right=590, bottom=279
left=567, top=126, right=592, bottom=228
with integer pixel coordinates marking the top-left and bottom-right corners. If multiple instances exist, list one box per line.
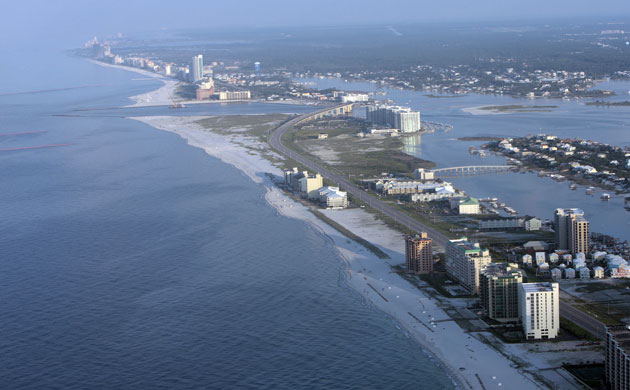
left=269, top=105, right=450, bottom=249
left=269, top=105, right=607, bottom=340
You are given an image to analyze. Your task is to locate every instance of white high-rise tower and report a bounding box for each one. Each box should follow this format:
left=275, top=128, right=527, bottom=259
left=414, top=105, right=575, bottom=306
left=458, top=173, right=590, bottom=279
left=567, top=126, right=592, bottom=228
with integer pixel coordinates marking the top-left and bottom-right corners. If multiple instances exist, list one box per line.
left=191, top=55, right=203, bottom=82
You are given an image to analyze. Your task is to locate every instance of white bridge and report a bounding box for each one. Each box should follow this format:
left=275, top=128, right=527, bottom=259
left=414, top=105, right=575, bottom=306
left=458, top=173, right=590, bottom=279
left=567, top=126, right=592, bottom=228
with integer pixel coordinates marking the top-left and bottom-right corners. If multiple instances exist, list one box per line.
left=430, top=165, right=516, bottom=178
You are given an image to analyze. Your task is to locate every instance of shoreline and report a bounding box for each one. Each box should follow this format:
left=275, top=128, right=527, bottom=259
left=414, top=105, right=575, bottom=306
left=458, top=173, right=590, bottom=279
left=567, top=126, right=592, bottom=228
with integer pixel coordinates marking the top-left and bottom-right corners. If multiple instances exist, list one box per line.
left=94, top=61, right=592, bottom=389
left=86, top=59, right=321, bottom=109
left=131, top=114, right=595, bottom=390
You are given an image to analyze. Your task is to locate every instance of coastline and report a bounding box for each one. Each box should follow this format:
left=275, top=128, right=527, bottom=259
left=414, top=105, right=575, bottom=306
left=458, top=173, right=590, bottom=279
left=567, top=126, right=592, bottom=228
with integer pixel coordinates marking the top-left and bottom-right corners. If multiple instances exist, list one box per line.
left=131, top=114, right=598, bottom=390
left=86, top=59, right=319, bottom=108
left=96, top=61, right=594, bottom=389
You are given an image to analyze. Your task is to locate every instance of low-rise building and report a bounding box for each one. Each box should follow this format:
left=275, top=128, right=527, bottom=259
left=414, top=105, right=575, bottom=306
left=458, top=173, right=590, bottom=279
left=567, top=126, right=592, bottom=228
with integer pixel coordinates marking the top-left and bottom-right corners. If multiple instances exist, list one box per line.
left=478, top=218, right=524, bottom=230
left=449, top=196, right=480, bottom=215
left=578, top=266, right=591, bottom=279
left=525, top=217, right=542, bottom=231
left=216, top=90, right=251, bottom=100
left=318, top=186, right=348, bottom=208
left=551, top=268, right=562, bottom=280
left=413, top=168, right=435, bottom=181
left=519, top=282, right=559, bottom=340
left=195, top=80, right=215, bottom=100
left=446, top=237, right=492, bottom=294
left=479, top=263, right=523, bottom=323
left=594, top=266, right=605, bottom=279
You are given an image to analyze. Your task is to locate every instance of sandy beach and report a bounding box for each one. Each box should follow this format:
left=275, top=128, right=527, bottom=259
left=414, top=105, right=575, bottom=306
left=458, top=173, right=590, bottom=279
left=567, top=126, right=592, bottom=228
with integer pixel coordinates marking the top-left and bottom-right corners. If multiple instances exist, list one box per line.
left=94, top=56, right=600, bottom=389
left=130, top=114, right=600, bottom=390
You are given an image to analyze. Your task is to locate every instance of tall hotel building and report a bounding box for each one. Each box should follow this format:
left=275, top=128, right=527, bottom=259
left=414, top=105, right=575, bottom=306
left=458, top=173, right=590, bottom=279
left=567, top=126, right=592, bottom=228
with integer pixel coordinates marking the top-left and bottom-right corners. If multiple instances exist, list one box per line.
left=191, top=54, right=204, bottom=83
left=445, top=237, right=492, bottom=294
left=518, top=282, right=559, bottom=340
left=479, top=263, right=523, bottom=323
left=365, top=105, right=421, bottom=132
left=606, top=325, right=630, bottom=390
left=405, top=233, right=433, bottom=274
left=554, top=208, right=590, bottom=254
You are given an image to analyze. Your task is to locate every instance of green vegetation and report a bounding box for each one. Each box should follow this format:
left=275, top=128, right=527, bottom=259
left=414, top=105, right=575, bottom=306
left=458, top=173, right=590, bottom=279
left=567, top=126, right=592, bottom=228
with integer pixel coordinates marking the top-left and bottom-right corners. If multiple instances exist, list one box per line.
left=478, top=104, right=557, bottom=112
left=283, top=117, right=434, bottom=177
left=574, top=280, right=630, bottom=293
left=197, top=114, right=289, bottom=140
left=560, top=317, right=599, bottom=341
left=175, top=83, right=196, bottom=100
left=586, top=100, right=630, bottom=106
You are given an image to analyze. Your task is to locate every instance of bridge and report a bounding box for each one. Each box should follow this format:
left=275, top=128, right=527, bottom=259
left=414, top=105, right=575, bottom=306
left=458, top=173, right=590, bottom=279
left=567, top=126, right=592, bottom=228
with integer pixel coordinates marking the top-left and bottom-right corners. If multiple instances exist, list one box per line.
left=269, top=105, right=605, bottom=341
left=430, top=165, right=516, bottom=178
left=299, top=103, right=353, bottom=122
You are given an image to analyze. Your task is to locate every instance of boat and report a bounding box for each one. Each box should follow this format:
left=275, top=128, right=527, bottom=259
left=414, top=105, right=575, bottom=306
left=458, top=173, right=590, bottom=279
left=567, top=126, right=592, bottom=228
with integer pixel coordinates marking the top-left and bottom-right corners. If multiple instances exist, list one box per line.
left=478, top=151, right=486, bottom=157
left=570, top=184, right=577, bottom=190
left=586, top=187, right=595, bottom=195
left=625, top=206, right=630, bottom=211
left=601, top=193, right=611, bottom=201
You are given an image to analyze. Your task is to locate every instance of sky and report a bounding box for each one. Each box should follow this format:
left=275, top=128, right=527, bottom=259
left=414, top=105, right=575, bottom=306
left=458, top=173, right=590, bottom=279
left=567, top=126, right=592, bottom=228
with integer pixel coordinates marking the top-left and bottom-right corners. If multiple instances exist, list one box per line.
left=3, top=0, right=630, bottom=47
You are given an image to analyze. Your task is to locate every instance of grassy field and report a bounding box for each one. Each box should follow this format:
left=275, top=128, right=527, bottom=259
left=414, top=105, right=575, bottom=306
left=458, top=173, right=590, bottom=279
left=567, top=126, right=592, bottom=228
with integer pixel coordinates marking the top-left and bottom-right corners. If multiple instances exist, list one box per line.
left=479, top=104, right=557, bottom=112
left=285, top=117, right=435, bottom=177
left=197, top=114, right=289, bottom=140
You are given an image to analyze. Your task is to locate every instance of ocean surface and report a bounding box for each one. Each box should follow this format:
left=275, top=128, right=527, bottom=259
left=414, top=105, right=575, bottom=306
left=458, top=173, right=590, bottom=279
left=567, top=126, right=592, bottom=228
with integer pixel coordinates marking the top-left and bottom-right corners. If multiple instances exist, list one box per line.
left=0, top=50, right=454, bottom=388
left=300, top=77, right=630, bottom=242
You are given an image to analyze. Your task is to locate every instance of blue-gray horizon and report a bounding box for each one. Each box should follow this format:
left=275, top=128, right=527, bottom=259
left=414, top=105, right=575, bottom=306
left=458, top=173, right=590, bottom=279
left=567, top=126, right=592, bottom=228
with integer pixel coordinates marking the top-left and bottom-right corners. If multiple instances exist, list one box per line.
left=3, top=0, right=630, bottom=48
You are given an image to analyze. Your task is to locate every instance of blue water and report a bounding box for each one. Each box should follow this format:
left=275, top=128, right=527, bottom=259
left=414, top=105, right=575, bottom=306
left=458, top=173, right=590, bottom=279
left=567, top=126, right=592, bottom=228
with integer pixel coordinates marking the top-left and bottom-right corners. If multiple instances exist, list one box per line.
left=301, top=77, right=630, bottom=242
left=0, top=51, right=453, bottom=388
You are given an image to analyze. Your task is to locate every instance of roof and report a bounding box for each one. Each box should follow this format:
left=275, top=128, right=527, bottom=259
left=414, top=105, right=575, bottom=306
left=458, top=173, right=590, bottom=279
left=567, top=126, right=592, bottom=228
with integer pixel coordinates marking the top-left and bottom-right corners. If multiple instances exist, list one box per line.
left=521, top=282, right=557, bottom=293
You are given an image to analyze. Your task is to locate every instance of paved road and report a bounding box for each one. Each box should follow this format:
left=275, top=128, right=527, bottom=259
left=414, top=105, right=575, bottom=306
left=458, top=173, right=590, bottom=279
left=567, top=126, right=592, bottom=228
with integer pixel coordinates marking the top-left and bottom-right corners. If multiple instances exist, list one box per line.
left=559, top=291, right=607, bottom=340
left=269, top=106, right=450, bottom=249
left=270, top=106, right=607, bottom=340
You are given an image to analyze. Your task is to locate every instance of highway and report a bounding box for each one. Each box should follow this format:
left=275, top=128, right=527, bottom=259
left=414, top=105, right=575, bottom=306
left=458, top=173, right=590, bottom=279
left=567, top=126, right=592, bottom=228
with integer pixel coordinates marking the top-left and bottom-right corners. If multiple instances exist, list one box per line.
left=270, top=105, right=607, bottom=340
left=269, top=105, right=449, bottom=249
left=559, top=292, right=607, bottom=340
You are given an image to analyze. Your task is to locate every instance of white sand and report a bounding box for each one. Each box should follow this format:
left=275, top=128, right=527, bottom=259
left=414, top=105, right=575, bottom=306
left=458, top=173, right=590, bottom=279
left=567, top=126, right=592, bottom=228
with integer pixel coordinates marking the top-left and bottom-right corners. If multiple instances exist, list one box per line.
left=86, top=59, right=178, bottom=107
left=130, top=114, right=592, bottom=389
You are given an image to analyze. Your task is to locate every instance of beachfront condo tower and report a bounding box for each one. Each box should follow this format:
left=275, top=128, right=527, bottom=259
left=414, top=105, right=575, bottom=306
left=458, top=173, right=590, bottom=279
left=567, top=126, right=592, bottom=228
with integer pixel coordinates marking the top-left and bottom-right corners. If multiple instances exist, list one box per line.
left=405, top=233, right=433, bottom=274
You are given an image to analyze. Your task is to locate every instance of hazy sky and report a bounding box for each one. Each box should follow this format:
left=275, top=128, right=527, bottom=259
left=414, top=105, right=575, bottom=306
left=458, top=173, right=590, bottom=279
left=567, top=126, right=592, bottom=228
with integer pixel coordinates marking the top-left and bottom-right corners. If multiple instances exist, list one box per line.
left=4, top=0, right=630, bottom=47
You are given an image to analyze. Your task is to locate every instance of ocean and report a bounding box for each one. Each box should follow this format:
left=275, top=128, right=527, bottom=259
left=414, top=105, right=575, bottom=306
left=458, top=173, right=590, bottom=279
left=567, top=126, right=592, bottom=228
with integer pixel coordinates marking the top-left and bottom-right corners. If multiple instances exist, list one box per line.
left=0, top=50, right=453, bottom=388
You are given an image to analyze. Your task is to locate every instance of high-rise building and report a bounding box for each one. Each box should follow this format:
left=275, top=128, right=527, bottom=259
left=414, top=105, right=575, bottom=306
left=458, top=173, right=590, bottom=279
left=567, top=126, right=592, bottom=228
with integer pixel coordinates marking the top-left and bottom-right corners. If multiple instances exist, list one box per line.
left=446, top=237, right=492, bottom=294
left=365, top=105, right=421, bottom=133
left=519, top=282, right=559, bottom=340
left=405, top=233, right=433, bottom=274
left=191, top=54, right=203, bottom=83
left=254, top=61, right=261, bottom=73
left=479, top=263, right=523, bottom=323
left=569, top=215, right=590, bottom=255
left=605, top=325, right=630, bottom=390
left=554, top=208, right=589, bottom=254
